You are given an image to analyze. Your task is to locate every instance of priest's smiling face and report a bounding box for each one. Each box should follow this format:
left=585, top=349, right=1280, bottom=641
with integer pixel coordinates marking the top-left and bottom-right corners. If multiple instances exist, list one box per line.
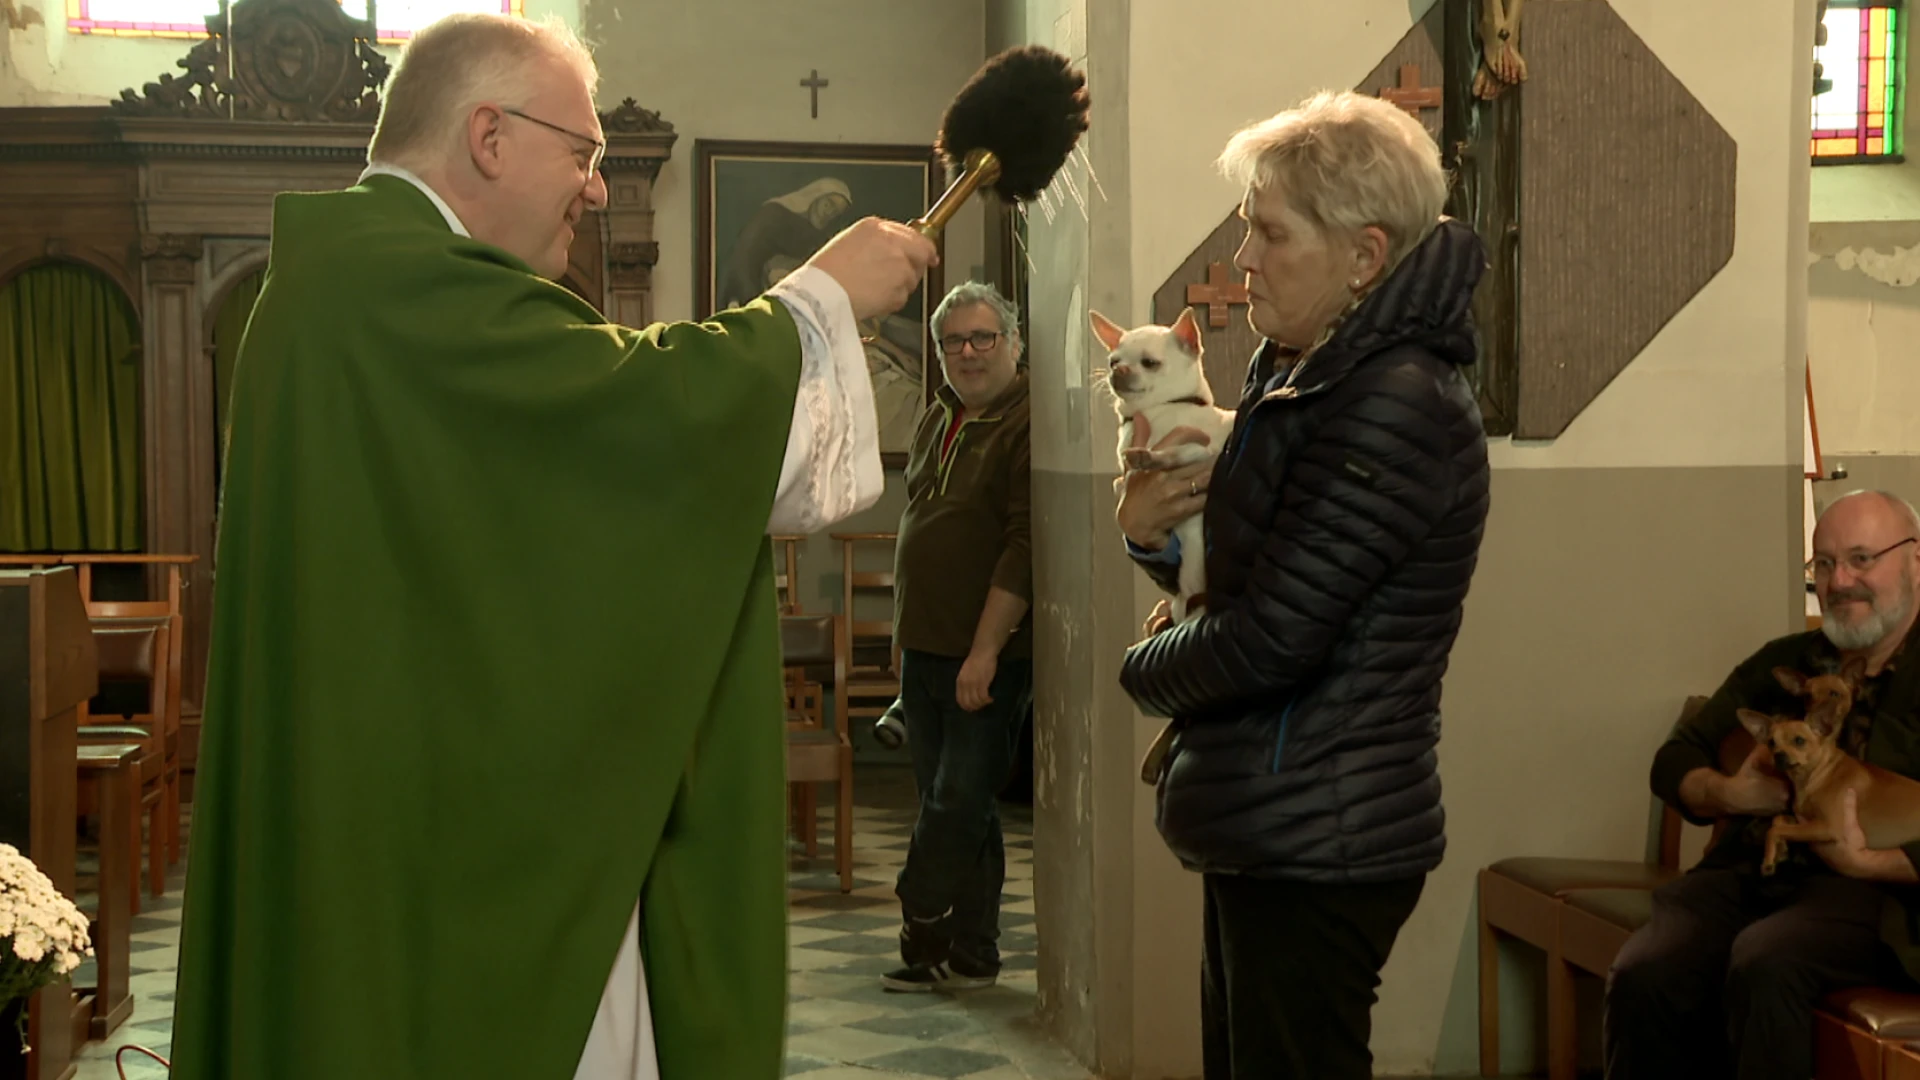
left=480, top=52, right=610, bottom=279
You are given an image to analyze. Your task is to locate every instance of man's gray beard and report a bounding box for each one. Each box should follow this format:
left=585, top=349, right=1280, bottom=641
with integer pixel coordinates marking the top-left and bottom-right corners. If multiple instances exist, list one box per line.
left=1824, top=585, right=1916, bottom=651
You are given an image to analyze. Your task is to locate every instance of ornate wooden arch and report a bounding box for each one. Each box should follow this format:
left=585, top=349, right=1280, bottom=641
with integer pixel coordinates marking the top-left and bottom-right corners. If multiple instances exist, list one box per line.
left=0, top=0, right=677, bottom=755
left=203, top=248, right=270, bottom=327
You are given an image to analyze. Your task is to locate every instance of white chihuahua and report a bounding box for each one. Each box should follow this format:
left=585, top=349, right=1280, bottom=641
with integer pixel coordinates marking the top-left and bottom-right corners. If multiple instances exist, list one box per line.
left=1091, top=305, right=1235, bottom=623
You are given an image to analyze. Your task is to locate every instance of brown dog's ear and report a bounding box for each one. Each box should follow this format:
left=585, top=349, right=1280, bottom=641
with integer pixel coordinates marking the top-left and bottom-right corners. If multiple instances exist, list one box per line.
left=1807, top=701, right=1848, bottom=740
left=1171, top=306, right=1204, bottom=356
left=1839, top=654, right=1869, bottom=686
left=1774, top=667, right=1810, bottom=696
left=1089, top=310, right=1127, bottom=354
left=1736, top=708, right=1775, bottom=747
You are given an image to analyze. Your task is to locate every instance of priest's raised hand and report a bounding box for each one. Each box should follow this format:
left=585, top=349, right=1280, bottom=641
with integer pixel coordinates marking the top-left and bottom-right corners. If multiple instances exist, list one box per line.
left=804, top=216, right=940, bottom=322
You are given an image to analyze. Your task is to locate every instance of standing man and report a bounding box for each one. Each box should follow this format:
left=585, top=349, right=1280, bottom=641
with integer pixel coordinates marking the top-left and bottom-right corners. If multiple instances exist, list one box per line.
left=169, top=13, right=934, bottom=1080
left=884, top=281, right=1033, bottom=992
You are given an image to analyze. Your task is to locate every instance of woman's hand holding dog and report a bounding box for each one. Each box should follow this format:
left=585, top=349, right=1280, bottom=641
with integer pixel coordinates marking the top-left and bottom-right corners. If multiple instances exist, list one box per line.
left=1115, top=415, right=1214, bottom=551
left=1141, top=599, right=1174, bottom=640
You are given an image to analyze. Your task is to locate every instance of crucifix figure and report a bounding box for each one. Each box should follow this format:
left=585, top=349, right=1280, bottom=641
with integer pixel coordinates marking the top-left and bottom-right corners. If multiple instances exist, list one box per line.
left=800, top=69, right=829, bottom=119
left=1186, top=262, right=1250, bottom=329
left=1442, top=0, right=1521, bottom=434
left=1379, top=63, right=1443, bottom=117
left=1473, top=0, right=1527, bottom=100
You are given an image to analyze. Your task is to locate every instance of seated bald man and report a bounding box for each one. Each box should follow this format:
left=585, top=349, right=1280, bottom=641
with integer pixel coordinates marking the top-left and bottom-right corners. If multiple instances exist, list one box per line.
left=1604, top=490, right=1920, bottom=1080
left=167, top=13, right=936, bottom=1080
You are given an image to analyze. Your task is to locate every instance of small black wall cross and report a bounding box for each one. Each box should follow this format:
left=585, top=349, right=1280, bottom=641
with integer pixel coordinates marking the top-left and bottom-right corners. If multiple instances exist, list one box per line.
left=800, top=70, right=829, bottom=119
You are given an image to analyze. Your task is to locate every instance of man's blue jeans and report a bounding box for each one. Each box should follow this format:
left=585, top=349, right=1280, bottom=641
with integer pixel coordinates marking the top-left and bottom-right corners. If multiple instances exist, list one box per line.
left=894, top=647, right=1033, bottom=972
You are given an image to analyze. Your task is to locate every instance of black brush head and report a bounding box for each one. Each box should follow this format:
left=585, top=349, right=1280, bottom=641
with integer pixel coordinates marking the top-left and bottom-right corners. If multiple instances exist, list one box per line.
left=936, top=45, right=1090, bottom=203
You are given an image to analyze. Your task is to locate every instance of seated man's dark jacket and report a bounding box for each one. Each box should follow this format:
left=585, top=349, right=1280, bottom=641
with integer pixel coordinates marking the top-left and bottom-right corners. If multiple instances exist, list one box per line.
left=1654, top=625, right=1920, bottom=977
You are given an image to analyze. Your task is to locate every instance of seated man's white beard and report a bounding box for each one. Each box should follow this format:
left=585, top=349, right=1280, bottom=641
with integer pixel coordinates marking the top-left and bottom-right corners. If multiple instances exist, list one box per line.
left=1823, top=588, right=1913, bottom=651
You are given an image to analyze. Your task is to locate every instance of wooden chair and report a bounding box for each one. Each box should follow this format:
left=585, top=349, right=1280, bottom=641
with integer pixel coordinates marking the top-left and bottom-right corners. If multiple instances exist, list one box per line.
left=831, top=532, right=900, bottom=732
left=772, top=534, right=806, bottom=615
left=781, top=613, right=854, bottom=892
left=75, top=618, right=176, bottom=915
left=73, top=743, right=140, bottom=1040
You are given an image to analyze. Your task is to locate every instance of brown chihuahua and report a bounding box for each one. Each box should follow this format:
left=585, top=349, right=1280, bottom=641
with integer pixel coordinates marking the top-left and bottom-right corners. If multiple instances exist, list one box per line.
left=1736, top=656, right=1920, bottom=874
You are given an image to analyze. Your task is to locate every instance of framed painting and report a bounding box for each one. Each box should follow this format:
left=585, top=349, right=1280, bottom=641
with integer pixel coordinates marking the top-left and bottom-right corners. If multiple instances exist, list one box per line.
left=696, top=139, right=945, bottom=467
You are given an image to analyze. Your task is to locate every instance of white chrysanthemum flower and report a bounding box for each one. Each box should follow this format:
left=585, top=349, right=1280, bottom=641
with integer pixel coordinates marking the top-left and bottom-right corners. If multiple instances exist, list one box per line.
left=0, top=842, right=95, bottom=1039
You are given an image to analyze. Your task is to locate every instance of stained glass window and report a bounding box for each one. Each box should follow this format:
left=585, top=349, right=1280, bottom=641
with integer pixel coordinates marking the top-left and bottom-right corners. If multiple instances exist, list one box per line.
left=68, top=1, right=524, bottom=43
left=1811, top=0, right=1905, bottom=163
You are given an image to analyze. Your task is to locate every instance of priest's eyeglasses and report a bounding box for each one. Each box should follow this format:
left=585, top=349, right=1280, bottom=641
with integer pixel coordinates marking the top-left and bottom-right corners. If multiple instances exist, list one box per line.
left=1807, top=537, right=1918, bottom=579
left=939, top=331, right=1003, bottom=355
left=503, top=107, right=607, bottom=175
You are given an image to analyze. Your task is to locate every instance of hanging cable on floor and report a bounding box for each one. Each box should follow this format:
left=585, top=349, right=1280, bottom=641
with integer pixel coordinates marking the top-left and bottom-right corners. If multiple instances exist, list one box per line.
left=116, top=1043, right=169, bottom=1078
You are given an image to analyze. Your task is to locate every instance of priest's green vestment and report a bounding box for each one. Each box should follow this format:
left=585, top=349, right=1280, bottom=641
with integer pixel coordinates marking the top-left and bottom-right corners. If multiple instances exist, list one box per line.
left=169, top=174, right=813, bottom=1079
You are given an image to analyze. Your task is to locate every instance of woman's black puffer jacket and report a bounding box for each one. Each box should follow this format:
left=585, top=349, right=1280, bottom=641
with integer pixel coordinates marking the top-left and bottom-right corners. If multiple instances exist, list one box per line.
left=1120, top=217, right=1491, bottom=883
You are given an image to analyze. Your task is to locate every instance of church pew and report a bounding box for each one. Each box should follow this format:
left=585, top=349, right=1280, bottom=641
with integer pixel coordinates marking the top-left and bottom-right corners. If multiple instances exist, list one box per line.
left=74, top=743, right=140, bottom=1042
left=0, top=567, right=96, bottom=1080
left=0, top=553, right=195, bottom=830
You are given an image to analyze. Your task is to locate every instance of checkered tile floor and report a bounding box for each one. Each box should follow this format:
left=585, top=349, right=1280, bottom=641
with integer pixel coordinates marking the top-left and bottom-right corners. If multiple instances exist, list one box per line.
left=66, top=766, right=1089, bottom=1080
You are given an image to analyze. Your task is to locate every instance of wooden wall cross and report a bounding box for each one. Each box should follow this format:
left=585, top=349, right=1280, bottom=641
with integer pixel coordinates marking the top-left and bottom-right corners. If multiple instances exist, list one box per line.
left=1185, top=262, right=1249, bottom=329
left=800, top=70, right=829, bottom=119
left=1380, top=62, right=1443, bottom=115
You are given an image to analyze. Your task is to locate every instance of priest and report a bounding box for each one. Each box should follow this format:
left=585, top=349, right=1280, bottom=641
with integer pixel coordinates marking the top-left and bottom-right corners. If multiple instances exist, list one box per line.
left=167, top=12, right=935, bottom=1080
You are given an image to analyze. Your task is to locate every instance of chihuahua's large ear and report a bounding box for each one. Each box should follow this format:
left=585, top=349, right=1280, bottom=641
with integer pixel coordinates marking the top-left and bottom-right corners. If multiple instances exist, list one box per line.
left=1171, top=306, right=1204, bottom=356
left=1089, top=310, right=1127, bottom=354
left=1807, top=704, right=1846, bottom=740
left=1774, top=666, right=1810, bottom=696
left=1839, top=654, right=1869, bottom=686
left=1736, top=708, right=1775, bottom=747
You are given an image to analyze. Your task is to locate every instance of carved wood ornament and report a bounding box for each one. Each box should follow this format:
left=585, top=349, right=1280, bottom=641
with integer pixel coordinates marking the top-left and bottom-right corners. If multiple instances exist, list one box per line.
left=111, top=0, right=390, bottom=122
left=0, top=0, right=676, bottom=759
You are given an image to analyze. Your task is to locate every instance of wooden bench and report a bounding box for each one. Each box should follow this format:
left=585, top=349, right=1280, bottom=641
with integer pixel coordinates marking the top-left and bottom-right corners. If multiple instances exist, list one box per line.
left=1549, top=886, right=1920, bottom=1079
left=73, top=743, right=140, bottom=1042
left=1479, top=695, right=1920, bottom=1079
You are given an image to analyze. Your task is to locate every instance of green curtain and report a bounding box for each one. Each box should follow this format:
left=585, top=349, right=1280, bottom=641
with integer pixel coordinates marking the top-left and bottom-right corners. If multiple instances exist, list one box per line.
left=212, top=270, right=264, bottom=490
left=0, top=262, right=144, bottom=552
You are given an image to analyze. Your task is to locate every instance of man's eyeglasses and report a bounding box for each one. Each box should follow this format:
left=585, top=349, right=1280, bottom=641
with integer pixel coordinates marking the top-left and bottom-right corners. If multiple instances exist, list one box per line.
left=503, top=107, right=606, bottom=175
left=938, top=331, right=1003, bottom=355
left=1807, top=536, right=1918, bottom=579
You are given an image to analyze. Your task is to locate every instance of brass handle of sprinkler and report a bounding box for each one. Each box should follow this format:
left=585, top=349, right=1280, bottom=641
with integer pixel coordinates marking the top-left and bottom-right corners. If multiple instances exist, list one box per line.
left=911, top=149, right=1001, bottom=240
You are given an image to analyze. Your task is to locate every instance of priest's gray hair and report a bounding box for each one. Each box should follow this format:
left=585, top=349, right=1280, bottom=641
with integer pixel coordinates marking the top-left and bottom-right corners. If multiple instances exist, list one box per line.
left=1217, top=90, right=1448, bottom=268
left=368, top=14, right=598, bottom=172
left=931, top=282, right=1025, bottom=361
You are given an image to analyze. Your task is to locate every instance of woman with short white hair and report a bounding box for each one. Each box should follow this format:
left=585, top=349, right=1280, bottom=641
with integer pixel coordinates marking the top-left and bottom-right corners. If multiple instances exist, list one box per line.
left=1115, top=90, right=1493, bottom=1079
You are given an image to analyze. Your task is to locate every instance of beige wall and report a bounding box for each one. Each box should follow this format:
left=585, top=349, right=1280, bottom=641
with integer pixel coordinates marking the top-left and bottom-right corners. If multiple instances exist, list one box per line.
left=1017, top=0, right=1814, bottom=1075
left=1808, top=258, right=1920, bottom=459
left=582, top=0, right=988, bottom=326
left=1807, top=221, right=1920, bottom=510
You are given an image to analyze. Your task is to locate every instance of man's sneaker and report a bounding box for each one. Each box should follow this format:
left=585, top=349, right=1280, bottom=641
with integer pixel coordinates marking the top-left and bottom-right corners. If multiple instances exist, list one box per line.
left=880, top=958, right=998, bottom=993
